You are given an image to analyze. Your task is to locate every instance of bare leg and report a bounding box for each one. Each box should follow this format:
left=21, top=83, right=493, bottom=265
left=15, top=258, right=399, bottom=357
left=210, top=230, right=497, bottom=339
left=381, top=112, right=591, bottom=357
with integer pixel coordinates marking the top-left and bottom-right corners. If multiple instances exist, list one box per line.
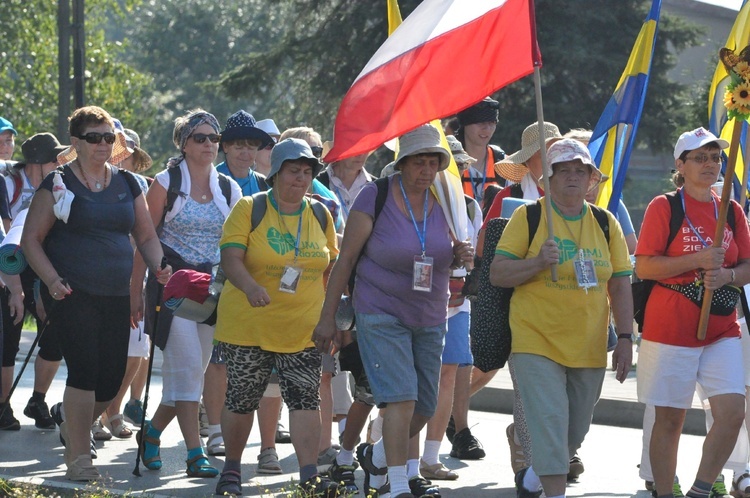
left=203, top=362, right=227, bottom=426
left=539, top=474, right=567, bottom=497
left=319, top=372, right=333, bottom=452
left=222, top=406, right=254, bottom=461
left=32, top=358, right=60, bottom=394
left=452, top=365, right=471, bottom=431
left=341, top=401, right=373, bottom=451
left=129, top=357, right=147, bottom=401
left=105, top=356, right=140, bottom=420
left=651, top=406, right=685, bottom=497
left=290, top=409, right=322, bottom=468
left=695, top=393, right=745, bottom=483
left=426, top=364, right=457, bottom=441
left=258, top=395, right=282, bottom=449
left=469, top=367, right=497, bottom=396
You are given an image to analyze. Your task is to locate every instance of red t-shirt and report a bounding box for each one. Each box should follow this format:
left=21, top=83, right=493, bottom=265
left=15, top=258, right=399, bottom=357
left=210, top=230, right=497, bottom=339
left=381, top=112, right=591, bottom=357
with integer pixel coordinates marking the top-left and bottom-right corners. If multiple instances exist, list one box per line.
left=481, top=184, right=544, bottom=230
left=636, top=191, right=750, bottom=346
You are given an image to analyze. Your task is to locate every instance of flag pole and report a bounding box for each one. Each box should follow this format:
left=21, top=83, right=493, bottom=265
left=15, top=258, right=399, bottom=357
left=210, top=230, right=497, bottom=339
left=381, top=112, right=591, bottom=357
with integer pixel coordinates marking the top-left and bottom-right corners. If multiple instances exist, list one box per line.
left=529, top=0, right=557, bottom=281
left=697, top=122, right=742, bottom=339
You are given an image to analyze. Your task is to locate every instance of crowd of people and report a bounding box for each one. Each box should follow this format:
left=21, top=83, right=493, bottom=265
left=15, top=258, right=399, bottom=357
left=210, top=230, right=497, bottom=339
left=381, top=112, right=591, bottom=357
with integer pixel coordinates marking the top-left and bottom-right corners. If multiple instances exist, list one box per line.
left=0, top=99, right=749, bottom=498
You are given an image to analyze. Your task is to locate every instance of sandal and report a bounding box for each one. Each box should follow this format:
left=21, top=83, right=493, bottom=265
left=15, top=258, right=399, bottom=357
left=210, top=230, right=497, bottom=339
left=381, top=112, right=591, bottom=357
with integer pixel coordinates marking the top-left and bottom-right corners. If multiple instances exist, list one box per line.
left=356, top=442, right=387, bottom=494
left=207, top=432, right=225, bottom=456
left=186, top=451, right=219, bottom=478
left=409, top=475, right=441, bottom=497
left=257, top=447, right=282, bottom=474
left=215, top=470, right=243, bottom=496
left=136, top=426, right=162, bottom=470
left=66, top=455, right=100, bottom=482
left=105, top=414, right=133, bottom=439
left=419, top=460, right=458, bottom=480
left=91, top=417, right=112, bottom=441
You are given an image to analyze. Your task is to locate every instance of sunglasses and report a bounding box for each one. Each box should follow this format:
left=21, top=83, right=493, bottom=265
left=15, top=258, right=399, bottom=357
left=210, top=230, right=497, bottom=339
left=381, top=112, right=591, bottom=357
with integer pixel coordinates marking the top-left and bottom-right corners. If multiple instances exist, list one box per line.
left=311, top=146, right=323, bottom=158
left=77, top=132, right=116, bottom=145
left=191, top=133, right=221, bottom=144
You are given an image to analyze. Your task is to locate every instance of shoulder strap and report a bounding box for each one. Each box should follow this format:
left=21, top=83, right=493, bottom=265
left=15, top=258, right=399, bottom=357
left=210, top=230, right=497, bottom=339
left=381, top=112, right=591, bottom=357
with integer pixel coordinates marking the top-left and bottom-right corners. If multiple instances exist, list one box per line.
left=250, top=191, right=268, bottom=232
left=664, top=191, right=684, bottom=248
left=310, top=198, right=329, bottom=233
left=509, top=184, right=524, bottom=199
left=119, top=169, right=142, bottom=199
left=489, top=144, right=505, bottom=162
left=373, top=177, right=389, bottom=223
left=317, top=171, right=330, bottom=189
left=525, top=201, right=543, bottom=247
left=164, top=167, right=182, bottom=216
left=9, top=173, right=23, bottom=208
left=464, top=194, right=475, bottom=223
left=588, top=204, right=611, bottom=244
left=217, top=173, right=232, bottom=207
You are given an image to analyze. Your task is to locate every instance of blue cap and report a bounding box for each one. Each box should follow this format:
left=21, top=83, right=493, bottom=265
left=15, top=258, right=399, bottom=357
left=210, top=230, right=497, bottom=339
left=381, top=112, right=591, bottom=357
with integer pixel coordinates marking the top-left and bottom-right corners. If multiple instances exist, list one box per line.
left=0, top=117, right=17, bottom=136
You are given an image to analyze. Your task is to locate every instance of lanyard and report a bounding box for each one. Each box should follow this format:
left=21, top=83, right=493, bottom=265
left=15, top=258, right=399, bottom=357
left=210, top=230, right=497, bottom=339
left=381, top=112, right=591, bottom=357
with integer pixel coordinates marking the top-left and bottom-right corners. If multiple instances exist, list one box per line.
left=398, top=176, right=428, bottom=256
left=277, top=198, right=305, bottom=261
left=333, top=185, right=350, bottom=220
left=679, top=188, right=717, bottom=249
left=471, top=164, right=488, bottom=201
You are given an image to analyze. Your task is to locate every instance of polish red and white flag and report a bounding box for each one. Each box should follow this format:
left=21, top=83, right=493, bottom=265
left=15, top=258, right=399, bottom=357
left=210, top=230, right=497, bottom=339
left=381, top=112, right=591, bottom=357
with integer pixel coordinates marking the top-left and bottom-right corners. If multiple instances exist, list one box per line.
left=325, top=0, right=538, bottom=162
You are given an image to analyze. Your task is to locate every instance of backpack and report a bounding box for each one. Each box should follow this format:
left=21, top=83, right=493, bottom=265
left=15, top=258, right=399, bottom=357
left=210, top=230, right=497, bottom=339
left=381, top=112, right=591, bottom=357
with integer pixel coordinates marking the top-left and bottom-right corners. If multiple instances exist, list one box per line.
left=481, top=183, right=523, bottom=221
left=248, top=191, right=329, bottom=234
left=159, top=166, right=233, bottom=231
left=471, top=201, right=610, bottom=372
left=632, top=191, right=738, bottom=331
left=8, top=173, right=23, bottom=209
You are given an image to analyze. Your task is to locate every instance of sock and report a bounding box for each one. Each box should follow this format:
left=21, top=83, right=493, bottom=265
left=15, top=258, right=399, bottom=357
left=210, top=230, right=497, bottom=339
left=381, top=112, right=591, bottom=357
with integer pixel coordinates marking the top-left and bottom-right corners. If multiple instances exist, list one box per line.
left=337, top=447, right=354, bottom=466
left=388, top=465, right=410, bottom=497
left=338, top=417, right=347, bottom=436
left=31, top=391, right=45, bottom=402
left=146, top=423, right=162, bottom=439
left=372, top=440, right=387, bottom=469
left=300, top=463, right=318, bottom=482
left=223, top=459, right=241, bottom=474
left=406, top=458, right=419, bottom=479
left=523, top=466, right=542, bottom=492
left=207, top=424, right=221, bottom=438
left=735, top=471, right=750, bottom=491
left=187, top=446, right=206, bottom=460
left=370, top=415, right=384, bottom=442
left=422, top=439, right=442, bottom=466
left=686, top=478, right=712, bottom=498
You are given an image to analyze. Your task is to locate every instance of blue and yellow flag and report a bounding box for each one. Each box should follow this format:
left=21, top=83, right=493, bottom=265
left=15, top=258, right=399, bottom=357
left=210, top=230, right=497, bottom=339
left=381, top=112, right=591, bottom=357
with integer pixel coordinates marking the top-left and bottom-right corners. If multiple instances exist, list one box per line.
left=708, top=0, right=750, bottom=200
left=588, top=0, right=661, bottom=213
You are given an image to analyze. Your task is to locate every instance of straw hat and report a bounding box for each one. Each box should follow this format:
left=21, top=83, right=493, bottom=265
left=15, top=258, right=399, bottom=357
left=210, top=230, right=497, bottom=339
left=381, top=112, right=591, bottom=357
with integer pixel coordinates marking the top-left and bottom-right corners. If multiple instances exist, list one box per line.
left=446, top=135, right=476, bottom=165
left=395, top=124, right=450, bottom=171
left=123, top=129, right=153, bottom=173
left=495, top=122, right=562, bottom=182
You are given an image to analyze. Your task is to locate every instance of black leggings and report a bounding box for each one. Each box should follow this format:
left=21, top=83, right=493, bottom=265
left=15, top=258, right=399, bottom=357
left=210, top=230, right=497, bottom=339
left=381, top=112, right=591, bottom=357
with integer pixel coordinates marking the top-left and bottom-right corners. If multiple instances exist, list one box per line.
left=53, top=290, right=130, bottom=402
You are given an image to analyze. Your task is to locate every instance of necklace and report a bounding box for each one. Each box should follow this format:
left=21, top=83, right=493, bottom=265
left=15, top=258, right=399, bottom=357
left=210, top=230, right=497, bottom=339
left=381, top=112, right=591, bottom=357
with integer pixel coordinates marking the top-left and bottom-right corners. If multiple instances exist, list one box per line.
left=192, top=182, right=210, bottom=201
left=77, top=160, right=108, bottom=191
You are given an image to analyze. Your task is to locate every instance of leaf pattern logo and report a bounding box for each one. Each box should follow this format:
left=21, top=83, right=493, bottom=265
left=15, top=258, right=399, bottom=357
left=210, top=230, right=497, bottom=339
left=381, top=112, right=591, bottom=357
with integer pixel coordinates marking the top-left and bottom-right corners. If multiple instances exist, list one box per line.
left=267, top=227, right=296, bottom=255
left=557, top=238, right=578, bottom=264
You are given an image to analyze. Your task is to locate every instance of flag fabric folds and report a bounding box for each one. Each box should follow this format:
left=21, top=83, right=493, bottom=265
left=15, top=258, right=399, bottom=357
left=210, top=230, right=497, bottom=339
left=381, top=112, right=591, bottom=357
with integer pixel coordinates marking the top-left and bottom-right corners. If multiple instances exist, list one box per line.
left=588, top=0, right=661, bottom=213
left=708, top=0, right=750, bottom=199
left=325, top=0, right=535, bottom=163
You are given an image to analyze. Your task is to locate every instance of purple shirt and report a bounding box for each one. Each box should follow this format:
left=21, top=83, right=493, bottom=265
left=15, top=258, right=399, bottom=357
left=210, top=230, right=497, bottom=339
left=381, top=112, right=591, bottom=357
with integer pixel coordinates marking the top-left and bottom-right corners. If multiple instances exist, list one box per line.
left=352, top=176, right=453, bottom=327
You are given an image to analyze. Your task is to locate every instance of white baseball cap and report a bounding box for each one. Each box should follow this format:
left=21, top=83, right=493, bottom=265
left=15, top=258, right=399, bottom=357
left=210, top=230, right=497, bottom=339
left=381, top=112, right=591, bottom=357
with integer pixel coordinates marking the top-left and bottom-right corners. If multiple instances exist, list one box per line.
left=673, top=127, right=729, bottom=159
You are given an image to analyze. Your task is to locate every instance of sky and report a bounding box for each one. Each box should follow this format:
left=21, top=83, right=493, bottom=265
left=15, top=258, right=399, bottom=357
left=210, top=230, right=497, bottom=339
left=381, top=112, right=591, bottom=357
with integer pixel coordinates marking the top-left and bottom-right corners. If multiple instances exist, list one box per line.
left=696, top=0, right=742, bottom=10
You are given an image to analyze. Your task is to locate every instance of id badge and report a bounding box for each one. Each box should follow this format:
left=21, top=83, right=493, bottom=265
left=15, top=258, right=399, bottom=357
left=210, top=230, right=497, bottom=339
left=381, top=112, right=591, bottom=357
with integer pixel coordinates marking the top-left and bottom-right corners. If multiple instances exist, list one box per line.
left=279, top=264, right=303, bottom=294
left=413, top=255, right=434, bottom=292
left=573, top=255, right=598, bottom=293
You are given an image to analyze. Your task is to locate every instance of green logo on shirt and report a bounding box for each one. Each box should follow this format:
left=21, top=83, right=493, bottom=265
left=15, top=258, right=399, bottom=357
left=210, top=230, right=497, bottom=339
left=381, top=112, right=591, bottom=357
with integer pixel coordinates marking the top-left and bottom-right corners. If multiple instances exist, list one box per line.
left=267, top=227, right=296, bottom=255
left=556, top=237, right=578, bottom=264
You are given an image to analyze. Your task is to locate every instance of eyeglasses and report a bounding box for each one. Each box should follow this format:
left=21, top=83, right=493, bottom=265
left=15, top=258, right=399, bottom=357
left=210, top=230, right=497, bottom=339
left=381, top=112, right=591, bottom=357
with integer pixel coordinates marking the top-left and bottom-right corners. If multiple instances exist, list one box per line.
left=77, top=132, right=116, bottom=145
left=191, top=133, right=221, bottom=144
left=311, top=146, right=323, bottom=158
left=685, top=153, right=722, bottom=164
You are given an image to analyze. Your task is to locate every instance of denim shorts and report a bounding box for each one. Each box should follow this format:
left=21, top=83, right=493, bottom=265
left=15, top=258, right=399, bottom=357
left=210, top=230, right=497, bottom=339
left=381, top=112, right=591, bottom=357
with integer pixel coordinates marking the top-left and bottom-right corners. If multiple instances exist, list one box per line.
left=443, top=311, right=473, bottom=366
left=355, top=312, right=446, bottom=417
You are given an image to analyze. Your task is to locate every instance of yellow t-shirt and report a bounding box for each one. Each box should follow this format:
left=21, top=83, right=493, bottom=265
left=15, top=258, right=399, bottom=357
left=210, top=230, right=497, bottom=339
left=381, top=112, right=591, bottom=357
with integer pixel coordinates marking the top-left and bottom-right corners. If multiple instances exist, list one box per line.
left=214, top=193, right=339, bottom=352
left=495, top=201, right=632, bottom=368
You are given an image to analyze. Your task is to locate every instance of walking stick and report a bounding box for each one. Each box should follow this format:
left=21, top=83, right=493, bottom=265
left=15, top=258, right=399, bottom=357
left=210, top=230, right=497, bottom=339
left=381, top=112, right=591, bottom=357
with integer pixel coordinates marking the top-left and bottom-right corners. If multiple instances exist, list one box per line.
left=133, top=257, right=167, bottom=477
left=0, top=281, right=62, bottom=422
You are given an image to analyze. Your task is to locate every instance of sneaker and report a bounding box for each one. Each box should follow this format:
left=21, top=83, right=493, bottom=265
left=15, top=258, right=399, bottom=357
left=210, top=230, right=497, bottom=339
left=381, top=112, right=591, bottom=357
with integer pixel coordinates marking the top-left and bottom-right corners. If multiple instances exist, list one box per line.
left=297, top=473, right=345, bottom=498
left=733, top=472, right=750, bottom=498
left=123, top=399, right=145, bottom=425
left=645, top=481, right=655, bottom=492
left=567, top=454, right=585, bottom=481
left=23, top=396, right=55, bottom=429
left=409, top=475, right=441, bottom=496
left=711, top=474, right=732, bottom=498
left=327, top=459, right=358, bottom=493
left=449, top=427, right=485, bottom=460
left=514, top=467, right=542, bottom=498
left=275, top=422, right=292, bottom=444
left=198, top=402, right=209, bottom=437
left=651, top=477, right=684, bottom=498
left=50, top=402, right=64, bottom=427
left=317, top=446, right=338, bottom=469
left=0, top=403, right=21, bottom=431
left=445, top=415, right=456, bottom=444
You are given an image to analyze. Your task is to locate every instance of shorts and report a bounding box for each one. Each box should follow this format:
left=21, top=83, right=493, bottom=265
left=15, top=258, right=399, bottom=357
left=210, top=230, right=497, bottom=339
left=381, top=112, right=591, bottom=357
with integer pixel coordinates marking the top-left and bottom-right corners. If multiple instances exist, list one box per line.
left=209, top=342, right=225, bottom=365
left=322, top=352, right=337, bottom=374
left=222, top=344, right=322, bottom=414
left=637, top=337, right=745, bottom=409
left=338, top=340, right=374, bottom=406
left=127, top=321, right=150, bottom=358
left=442, top=311, right=473, bottom=366
left=355, top=312, right=445, bottom=417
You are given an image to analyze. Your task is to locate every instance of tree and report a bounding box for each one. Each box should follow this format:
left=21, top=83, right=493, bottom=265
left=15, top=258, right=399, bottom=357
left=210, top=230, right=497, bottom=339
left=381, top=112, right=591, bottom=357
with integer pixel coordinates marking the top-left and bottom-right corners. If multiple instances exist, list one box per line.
left=0, top=0, right=156, bottom=152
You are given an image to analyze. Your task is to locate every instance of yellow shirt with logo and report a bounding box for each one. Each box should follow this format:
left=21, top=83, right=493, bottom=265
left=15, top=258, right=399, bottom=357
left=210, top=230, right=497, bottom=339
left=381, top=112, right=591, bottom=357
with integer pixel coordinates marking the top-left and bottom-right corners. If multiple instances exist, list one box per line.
left=495, top=201, right=632, bottom=368
left=214, top=193, right=338, bottom=352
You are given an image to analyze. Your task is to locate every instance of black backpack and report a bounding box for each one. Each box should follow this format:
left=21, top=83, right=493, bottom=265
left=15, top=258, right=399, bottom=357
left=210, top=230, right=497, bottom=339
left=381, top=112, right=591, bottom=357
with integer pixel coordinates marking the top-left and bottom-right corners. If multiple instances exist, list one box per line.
left=632, top=191, right=738, bottom=331
left=158, top=166, right=233, bottom=232
left=248, top=191, right=329, bottom=234
left=471, top=201, right=610, bottom=372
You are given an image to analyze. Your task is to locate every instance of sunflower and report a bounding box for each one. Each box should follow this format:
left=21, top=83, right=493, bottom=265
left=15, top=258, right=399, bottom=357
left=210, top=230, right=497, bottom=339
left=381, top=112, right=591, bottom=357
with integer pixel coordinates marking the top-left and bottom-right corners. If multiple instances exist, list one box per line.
left=736, top=61, right=750, bottom=80
left=725, top=88, right=750, bottom=120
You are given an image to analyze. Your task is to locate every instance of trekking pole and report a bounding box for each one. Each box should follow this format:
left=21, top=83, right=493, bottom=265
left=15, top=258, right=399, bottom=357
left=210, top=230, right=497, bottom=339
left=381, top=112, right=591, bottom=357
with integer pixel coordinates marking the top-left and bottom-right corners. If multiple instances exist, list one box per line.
left=0, top=280, right=63, bottom=421
left=133, top=257, right=167, bottom=477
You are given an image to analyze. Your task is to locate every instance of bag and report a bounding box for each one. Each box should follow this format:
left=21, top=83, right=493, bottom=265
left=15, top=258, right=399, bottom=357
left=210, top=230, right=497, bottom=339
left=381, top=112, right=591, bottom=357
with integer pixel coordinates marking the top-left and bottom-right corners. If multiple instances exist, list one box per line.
left=659, top=282, right=741, bottom=316
left=448, top=277, right=466, bottom=308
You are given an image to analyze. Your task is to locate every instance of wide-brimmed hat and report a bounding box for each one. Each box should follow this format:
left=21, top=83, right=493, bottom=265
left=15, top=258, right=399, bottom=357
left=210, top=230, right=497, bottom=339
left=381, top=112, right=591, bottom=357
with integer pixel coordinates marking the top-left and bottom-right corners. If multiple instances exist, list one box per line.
left=19, top=133, right=68, bottom=166
left=446, top=135, right=476, bottom=165
left=220, top=110, right=273, bottom=148
left=0, top=117, right=17, bottom=136
left=256, top=119, right=281, bottom=141
left=673, top=127, right=729, bottom=159
left=544, top=138, right=603, bottom=186
left=123, top=128, right=153, bottom=173
left=268, top=138, right=324, bottom=185
left=495, top=122, right=562, bottom=182
left=395, top=124, right=450, bottom=171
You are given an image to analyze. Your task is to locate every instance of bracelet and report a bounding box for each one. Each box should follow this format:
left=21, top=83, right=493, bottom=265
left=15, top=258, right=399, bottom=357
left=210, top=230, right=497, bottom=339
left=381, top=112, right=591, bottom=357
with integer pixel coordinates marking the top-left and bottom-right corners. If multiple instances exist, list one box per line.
left=617, top=333, right=633, bottom=341
left=731, top=268, right=736, bottom=284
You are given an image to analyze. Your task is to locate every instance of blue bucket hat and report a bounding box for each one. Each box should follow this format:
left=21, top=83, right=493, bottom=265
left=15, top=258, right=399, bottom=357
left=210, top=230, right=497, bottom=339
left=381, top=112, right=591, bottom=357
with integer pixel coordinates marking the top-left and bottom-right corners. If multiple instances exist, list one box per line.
left=268, top=138, right=324, bottom=186
left=221, top=110, right=273, bottom=148
left=0, top=117, right=17, bottom=136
